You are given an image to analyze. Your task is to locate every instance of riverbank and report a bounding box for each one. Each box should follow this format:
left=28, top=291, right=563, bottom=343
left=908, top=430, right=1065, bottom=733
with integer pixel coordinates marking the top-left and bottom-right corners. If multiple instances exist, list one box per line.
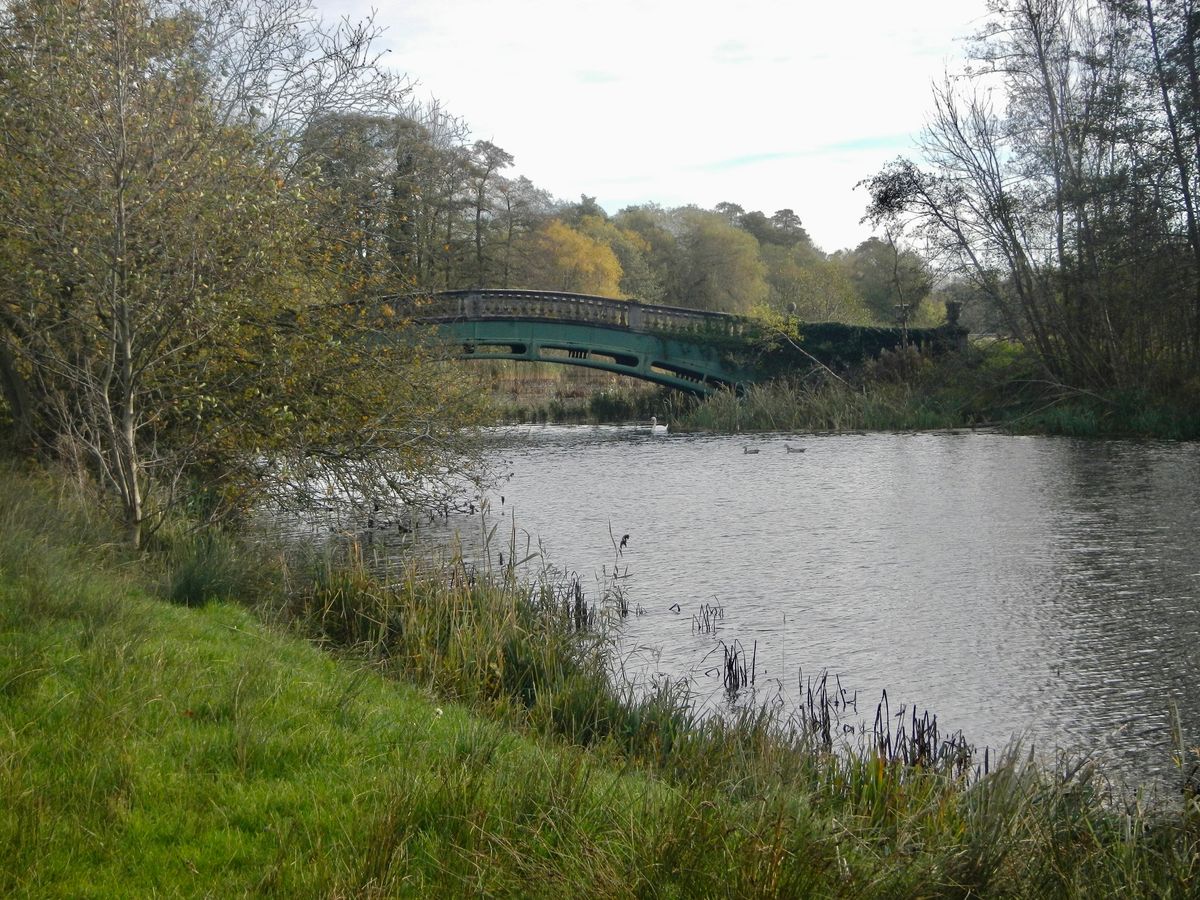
left=477, top=343, right=1200, bottom=440
left=674, top=344, right=1200, bottom=440
left=2, top=464, right=1197, bottom=896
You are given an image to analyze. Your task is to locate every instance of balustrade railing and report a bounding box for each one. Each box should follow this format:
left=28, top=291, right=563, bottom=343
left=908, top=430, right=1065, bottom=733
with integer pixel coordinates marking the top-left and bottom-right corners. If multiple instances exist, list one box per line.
left=387, top=289, right=747, bottom=338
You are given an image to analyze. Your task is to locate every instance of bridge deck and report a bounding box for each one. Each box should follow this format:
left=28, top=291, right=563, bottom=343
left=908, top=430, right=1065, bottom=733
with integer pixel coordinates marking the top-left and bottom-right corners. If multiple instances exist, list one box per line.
left=375, top=289, right=966, bottom=395
left=389, top=289, right=749, bottom=337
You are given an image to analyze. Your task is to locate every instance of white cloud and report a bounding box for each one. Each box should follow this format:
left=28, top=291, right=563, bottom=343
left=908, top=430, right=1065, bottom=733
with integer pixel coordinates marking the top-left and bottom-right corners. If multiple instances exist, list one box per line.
left=316, top=0, right=992, bottom=251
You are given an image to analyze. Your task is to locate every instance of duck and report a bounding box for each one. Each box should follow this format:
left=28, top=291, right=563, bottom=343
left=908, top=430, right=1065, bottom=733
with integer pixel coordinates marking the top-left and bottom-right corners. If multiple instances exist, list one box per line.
left=744, top=446, right=760, bottom=454
left=785, top=445, right=806, bottom=453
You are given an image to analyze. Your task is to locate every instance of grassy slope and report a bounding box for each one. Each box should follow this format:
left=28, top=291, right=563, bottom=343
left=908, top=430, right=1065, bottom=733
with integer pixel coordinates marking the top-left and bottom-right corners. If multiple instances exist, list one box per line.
left=0, top=504, right=679, bottom=896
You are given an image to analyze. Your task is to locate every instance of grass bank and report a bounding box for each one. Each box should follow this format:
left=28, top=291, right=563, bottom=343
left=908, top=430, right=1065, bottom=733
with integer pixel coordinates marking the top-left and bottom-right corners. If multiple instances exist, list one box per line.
left=676, top=343, right=1200, bottom=440
left=2, top=465, right=1197, bottom=896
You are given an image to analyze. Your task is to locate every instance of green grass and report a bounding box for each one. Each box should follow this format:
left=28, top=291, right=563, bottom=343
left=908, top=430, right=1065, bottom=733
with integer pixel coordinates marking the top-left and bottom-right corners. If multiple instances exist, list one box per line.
left=1007, top=390, right=1200, bottom=440
left=2, top=464, right=1198, bottom=896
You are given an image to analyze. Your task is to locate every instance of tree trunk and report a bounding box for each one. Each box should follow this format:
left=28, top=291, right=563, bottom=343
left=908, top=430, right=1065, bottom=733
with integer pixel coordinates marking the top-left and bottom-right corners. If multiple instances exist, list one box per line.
left=0, top=341, right=35, bottom=449
left=1146, top=0, right=1200, bottom=362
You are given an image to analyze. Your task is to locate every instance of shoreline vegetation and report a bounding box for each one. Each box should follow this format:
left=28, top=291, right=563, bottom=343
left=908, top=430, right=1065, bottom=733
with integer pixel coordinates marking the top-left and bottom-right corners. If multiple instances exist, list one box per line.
left=481, top=343, right=1200, bottom=442
left=2, top=465, right=1197, bottom=896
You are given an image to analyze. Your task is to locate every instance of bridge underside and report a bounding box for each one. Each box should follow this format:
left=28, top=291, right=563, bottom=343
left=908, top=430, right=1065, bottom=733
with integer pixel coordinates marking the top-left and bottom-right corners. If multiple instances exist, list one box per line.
left=427, top=319, right=752, bottom=395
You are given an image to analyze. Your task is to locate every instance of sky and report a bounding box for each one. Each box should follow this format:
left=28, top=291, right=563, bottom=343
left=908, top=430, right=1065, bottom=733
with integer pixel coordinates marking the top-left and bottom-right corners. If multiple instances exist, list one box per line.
left=317, top=0, right=994, bottom=253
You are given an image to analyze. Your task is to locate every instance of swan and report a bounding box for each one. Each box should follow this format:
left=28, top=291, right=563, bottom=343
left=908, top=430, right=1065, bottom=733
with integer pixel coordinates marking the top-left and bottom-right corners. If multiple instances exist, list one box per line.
left=648, top=415, right=668, bottom=434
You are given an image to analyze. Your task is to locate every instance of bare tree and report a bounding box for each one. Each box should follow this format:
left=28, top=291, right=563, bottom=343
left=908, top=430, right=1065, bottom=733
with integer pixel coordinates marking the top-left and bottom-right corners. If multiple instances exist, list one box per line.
left=864, top=0, right=1200, bottom=391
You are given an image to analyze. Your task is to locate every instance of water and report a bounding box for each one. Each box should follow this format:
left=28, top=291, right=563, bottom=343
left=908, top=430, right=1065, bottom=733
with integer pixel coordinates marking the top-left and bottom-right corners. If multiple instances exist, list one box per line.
left=343, top=426, right=1200, bottom=789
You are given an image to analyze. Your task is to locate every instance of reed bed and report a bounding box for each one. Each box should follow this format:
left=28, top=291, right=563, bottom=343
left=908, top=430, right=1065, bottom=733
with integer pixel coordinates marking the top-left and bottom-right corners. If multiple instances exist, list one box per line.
left=703, top=638, right=756, bottom=695
left=678, top=376, right=963, bottom=434
left=266, top=539, right=1200, bottom=896
left=691, top=600, right=724, bottom=633
left=676, top=344, right=1200, bottom=439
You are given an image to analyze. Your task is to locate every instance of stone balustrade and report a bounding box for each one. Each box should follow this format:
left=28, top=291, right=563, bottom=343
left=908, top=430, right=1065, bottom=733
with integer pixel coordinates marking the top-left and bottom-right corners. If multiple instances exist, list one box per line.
left=391, top=289, right=746, bottom=337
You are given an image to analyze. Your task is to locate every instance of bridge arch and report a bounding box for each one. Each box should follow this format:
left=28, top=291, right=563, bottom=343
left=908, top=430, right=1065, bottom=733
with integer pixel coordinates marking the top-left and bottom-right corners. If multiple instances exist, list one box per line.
left=396, top=289, right=757, bottom=395
left=379, top=288, right=967, bottom=394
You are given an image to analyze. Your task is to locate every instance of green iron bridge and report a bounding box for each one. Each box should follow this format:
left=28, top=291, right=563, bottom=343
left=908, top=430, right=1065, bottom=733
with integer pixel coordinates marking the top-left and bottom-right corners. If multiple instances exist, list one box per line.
left=383, top=289, right=966, bottom=396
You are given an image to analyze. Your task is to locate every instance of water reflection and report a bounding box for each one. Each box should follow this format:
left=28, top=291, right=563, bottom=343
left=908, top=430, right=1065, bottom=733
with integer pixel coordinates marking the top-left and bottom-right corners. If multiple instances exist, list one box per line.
left=304, top=426, right=1200, bottom=789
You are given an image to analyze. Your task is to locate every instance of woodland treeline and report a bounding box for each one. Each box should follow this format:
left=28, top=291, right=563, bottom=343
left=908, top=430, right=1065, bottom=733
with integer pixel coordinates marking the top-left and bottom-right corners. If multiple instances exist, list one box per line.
left=305, top=114, right=937, bottom=324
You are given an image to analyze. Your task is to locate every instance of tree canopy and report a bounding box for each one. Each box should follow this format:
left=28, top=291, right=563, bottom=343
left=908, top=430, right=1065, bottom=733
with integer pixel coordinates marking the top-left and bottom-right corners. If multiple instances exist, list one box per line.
left=0, top=0, right=485, bottom=544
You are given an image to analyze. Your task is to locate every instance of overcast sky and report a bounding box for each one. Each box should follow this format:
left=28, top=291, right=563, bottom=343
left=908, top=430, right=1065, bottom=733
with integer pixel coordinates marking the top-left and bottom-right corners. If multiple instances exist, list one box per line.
left=318, top=0, right=993, bottom=253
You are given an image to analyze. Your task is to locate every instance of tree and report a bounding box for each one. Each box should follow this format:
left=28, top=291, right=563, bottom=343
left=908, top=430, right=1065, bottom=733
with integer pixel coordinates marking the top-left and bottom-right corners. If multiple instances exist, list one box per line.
left=769, top=209, right=812, bottom=247
left=762, top=246, right=871, bottom=323
left=714, top=201, right=746, bottom=224
left=576, top=215, right=662, bottom=300
left=1143, top=0, right=1200, bottom=351
left=613, top=204, right=680, bottom=302
left=468, top=140, right=514, bottom=285
left=675, top=210, right=768, bottom=313
left=300, top=112, right=407, bottom=296
left=493, top=175, right=553, bottom=287
left=0, top=0, right=483, bottom=544
left=560, top=194, right=608, bottom=224
left=845, top=236, right=933, bottom=325
left=516, top=220, right=624, bottom=295
left=736, top=207, right=815, bottom=250
left=864, top=0, right=1200, bottom=391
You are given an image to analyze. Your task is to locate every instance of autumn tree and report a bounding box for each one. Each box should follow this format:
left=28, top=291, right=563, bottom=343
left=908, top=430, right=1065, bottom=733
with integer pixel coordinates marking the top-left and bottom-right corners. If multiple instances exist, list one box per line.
left=516, top=220, right=624, bottom=295
left=576, top=215, right=662, bottom=300
left=613, top=204, right=679, bottom=302
left=0, top=0, right=484, bottom=544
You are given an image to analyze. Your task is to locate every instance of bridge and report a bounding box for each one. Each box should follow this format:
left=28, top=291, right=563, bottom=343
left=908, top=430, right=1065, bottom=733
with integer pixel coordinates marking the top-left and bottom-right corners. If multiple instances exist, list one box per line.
left=382, top=289, right=965, bottom=395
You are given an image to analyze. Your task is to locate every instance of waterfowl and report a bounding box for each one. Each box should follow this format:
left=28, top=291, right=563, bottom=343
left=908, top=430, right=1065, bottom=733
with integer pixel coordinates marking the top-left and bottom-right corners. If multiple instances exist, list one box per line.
left=744, top=446, right=760, bottom=454
left=785, top=445, right=806, bottom=453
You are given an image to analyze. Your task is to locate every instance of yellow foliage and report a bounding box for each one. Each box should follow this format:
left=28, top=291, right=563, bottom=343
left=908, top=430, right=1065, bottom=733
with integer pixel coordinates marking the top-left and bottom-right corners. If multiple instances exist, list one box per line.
left=523, top=219, right=624, bottom=296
